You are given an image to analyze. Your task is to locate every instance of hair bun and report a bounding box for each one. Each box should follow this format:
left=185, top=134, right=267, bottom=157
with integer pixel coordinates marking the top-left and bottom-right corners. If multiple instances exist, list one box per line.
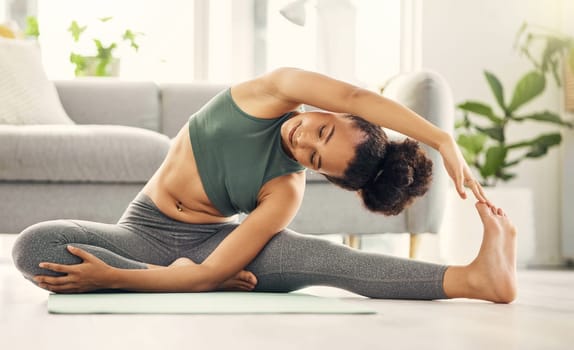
left=360, top=138, right=433, bottom=216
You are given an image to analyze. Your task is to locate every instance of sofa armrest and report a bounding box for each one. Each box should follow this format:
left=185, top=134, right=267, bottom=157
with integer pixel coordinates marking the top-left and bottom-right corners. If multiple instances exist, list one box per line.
left=54, top=79, right=161, bottom=131
left=382, top=70, right=454, bottom=233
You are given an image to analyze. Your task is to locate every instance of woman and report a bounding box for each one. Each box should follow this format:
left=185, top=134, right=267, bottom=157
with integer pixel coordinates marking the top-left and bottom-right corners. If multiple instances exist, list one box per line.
left=12, top=68, right=517, bottom=303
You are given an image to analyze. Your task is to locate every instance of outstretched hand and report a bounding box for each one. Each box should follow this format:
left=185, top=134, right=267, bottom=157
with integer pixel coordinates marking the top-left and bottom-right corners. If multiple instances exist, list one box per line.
left=438, top=135, right=492, bottom=206
left=33, top=246, right=114, bottom=293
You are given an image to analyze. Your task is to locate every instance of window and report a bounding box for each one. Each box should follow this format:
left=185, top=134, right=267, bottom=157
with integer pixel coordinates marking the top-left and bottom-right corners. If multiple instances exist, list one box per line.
left=266, top=0, right=401, bottom=90
left=32, top=0, right=402, bottom=87
left=0, top=1, right=6, bottom=23
left=37, top=0, right=195, bottom=82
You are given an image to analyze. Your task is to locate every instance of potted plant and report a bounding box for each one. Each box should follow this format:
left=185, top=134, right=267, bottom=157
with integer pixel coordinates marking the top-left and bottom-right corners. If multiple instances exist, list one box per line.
left=68, top=17, right=142, bottom=77
left=456, top=70, right=572, bottom=186
left=514, top=22, right=574, bottom=111
left=441, top=26, right=573, bottom=267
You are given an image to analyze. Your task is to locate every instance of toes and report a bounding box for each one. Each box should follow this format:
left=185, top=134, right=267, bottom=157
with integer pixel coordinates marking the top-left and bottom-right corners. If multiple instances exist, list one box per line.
left=497, top=208, right=504, bottom=216
left=238, top=271, right=257, bottom=284
left=475, top=201, right=493, bottom=221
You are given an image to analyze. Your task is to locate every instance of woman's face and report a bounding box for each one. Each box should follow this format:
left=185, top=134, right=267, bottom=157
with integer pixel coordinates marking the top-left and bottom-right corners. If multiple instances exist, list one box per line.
left=280, top=112, right=365, bottom=178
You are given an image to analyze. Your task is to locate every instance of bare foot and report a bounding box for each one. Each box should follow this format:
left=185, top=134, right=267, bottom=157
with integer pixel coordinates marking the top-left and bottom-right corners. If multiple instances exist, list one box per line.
left=169, top=257, right=258, bottom=292
left=216, top=270, right=258, bottom=292
left=465, top=202, right=517, bottom=303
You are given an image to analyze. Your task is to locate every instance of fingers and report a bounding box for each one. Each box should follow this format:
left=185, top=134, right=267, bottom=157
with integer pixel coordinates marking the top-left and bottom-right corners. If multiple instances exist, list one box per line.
left=34, top=274, right=73, bottom=286
left=462, top=177, right=495, bottom=207
left=469, top=181, right=487, bottom=204
left=38, top=262, right=75, bottom=273
left=67, top=245, right=95, bottom=261
left=476, top=182, right=494, bottom=207
left=456, top=174, right=467, bottom=199
left=37, top=282, right=81, bottom=293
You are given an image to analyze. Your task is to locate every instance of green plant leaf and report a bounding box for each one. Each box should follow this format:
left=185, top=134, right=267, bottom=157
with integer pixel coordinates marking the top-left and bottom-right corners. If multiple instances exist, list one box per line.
left=507, top=71, right=546, bottom=112
left=69, top=52, right=87, bottom=77
left=550, top=57, right=562, bottom=86
left=484, top=71, right=506, bottom=112
left=475, top=126, right=504, bottom=142
left=122, top=29, right=141, bottom=51
left=454, top=119, right=466, bottom=129
left=499, top=172, right=517, bottom=181
left=457, top=133, right=487, bottom=154
left=480, top=146, right=507, bottom=178
left=457, top=133, right=487, bottom=166
left=503, top=158, right=521, bottom=168
left=96, top=58, right=108, bottom=76
left=99, top=16, right=113, bottom=22
left=460, top=148, right=476, bottom=165
left=525, top=133, right=562, bottom=158
left=457, top=101, right=503, bottom=124
left=515, top=111, right=573, bottom=127
left=67, top=21, right=87, bottom=42
left=506, top=141, right=531, bottom=150
left=541, top=38, right=565, bottom=72
left=513, top=22, right=528, bottom=49
left=536, top=133, right=562, bottom=147
left=24, top=16, right=40, bottom=38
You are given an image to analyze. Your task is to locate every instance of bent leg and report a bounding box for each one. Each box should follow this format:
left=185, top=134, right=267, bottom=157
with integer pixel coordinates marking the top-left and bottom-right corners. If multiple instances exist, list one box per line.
left=184, top=224, right=448, bottom=300
left=11, top=219, right=170, bottom=283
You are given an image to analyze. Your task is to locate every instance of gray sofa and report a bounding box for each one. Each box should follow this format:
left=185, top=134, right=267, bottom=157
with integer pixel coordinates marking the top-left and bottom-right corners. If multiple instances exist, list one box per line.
left=0, top=71, right=453, bottom=252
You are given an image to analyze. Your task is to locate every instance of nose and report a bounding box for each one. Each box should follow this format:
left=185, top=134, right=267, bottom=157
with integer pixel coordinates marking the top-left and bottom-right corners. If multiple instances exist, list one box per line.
left=295, top=126, right=318, bottom=149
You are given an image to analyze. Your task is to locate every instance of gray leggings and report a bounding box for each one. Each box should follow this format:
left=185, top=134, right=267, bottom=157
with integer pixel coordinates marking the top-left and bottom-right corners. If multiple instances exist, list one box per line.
left=12, top=192, right=449, bottom=299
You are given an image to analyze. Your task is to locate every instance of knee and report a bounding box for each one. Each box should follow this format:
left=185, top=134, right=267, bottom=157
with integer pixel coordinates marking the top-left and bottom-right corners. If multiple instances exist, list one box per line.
left=12, top=220, right=83, bottom=277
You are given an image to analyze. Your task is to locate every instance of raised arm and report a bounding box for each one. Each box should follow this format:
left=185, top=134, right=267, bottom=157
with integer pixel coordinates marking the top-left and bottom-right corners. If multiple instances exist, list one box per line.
left=262, top=67, right=448, bottom=149
left=258, top=67, right=489, bottom=203
left=107, top=173, right=305, bottom=292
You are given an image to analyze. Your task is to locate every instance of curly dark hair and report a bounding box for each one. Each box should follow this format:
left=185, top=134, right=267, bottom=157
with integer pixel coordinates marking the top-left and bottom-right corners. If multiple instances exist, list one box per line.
left=324, top=114, right=433, bottom=216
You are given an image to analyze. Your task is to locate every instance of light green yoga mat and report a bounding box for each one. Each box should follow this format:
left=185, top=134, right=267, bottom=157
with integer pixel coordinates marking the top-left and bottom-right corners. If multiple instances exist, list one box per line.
left=47, top=292, right=376, bottom=314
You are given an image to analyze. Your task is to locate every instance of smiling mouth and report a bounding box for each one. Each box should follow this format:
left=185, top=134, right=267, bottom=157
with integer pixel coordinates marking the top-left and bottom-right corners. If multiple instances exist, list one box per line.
left=289, top=122, right=301, bottom=147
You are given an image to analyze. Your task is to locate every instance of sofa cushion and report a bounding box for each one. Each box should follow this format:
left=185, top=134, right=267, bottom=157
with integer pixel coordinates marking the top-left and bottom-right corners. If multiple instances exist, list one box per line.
left=0, top=125, right=169, bottom=182
left=0, top=38, right=74, bottom=125
left=55, top=80, right=161, bottom=131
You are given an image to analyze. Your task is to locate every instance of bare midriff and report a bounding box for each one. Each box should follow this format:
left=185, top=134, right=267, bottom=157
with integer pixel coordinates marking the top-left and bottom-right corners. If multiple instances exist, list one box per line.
left=141, top=125, right=239, bottom=224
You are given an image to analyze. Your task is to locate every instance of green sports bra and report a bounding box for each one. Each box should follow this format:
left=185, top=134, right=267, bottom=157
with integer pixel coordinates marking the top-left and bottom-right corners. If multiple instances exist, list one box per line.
left=188, top=88, right=306, bottom=216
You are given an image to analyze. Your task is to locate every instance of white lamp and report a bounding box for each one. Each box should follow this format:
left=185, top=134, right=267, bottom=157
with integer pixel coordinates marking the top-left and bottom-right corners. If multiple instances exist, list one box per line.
left=279, top=0, right=308, bottom=26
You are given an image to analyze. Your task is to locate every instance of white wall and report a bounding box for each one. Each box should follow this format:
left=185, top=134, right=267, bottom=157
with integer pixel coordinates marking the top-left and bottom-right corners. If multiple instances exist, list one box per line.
left=422, top=0, right=566, bottom=265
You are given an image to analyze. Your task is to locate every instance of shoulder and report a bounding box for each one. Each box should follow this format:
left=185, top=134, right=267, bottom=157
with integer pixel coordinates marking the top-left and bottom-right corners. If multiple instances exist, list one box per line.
left=258, top=171, right=306, bottom=205
left=248, top=171, right=305, bottom=232
left=257, top=171, right=306, bottom=215
left=229, top=68, right=305, bottom=119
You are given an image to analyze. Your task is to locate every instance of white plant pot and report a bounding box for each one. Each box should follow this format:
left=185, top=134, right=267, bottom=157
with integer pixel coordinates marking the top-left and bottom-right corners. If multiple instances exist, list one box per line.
left=440, top=187, right=535, bottom=267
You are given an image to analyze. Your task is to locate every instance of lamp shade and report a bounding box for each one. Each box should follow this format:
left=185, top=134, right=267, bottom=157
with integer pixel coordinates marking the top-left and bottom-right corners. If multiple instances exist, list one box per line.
left=279, top=0, right=307, bottom=26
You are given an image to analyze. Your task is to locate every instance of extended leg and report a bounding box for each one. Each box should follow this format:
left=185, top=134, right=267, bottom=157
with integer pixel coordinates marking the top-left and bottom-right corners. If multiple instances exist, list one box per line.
left=187, top=203, right=517, bottom=302
left=184, top=224, right=448, bottom=300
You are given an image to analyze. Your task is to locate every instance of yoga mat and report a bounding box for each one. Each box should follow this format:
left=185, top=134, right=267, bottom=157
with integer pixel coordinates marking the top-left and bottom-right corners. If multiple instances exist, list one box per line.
left=47, top=292, right=376, bottom=314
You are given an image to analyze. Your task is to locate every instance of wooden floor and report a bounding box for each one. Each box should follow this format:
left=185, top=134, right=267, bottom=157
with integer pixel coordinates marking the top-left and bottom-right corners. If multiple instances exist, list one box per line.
left=1, top=235, right=573, bottom=350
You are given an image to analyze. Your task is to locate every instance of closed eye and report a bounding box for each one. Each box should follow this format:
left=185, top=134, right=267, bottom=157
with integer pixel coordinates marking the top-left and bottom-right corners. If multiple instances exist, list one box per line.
left=310, top=151, right=317, bottom=168
left=319, top=125, right=326, bottom=138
